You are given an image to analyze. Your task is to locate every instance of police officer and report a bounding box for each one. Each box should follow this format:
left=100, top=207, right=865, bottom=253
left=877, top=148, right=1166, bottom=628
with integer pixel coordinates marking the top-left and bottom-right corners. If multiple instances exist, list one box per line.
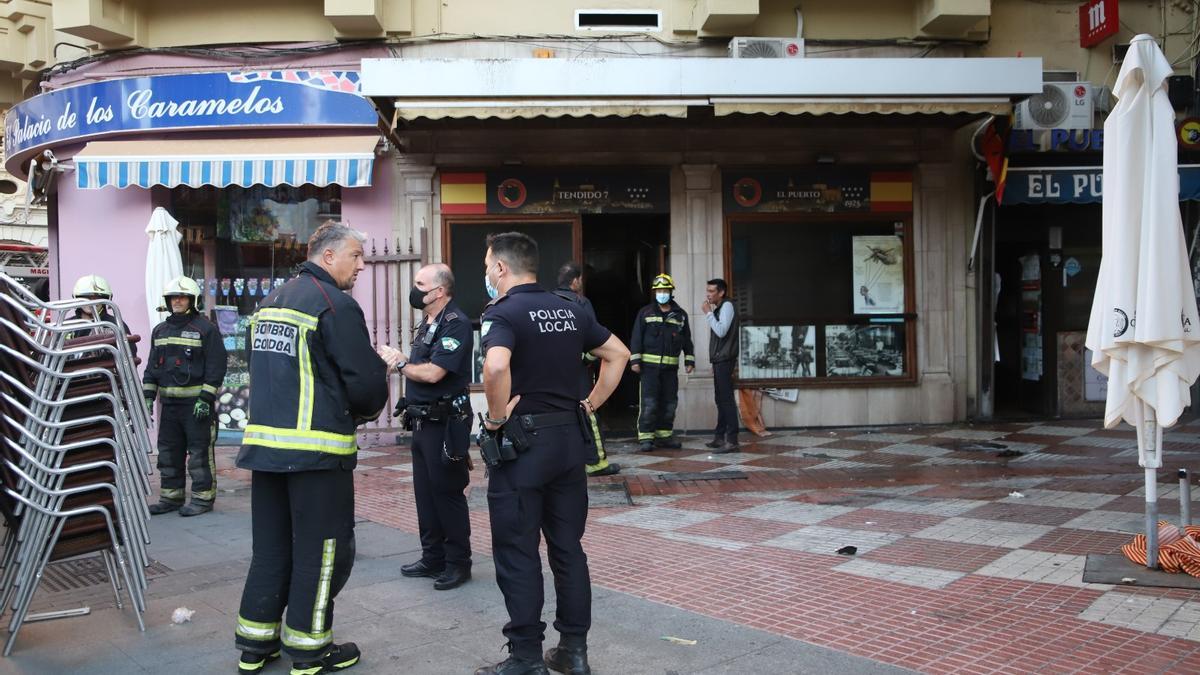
left=234, top=222, right=388, bottom=675
left=553, top=262, right=619, bottom=478
left=142, top=276, right=226, bottom=516
left=68, top=274, right=137, bottom=359
left=629, top=273, right=694, bottom=452
left=377, top=263, right=474, bottom=591
left=476, top=232, right=630, bottom=675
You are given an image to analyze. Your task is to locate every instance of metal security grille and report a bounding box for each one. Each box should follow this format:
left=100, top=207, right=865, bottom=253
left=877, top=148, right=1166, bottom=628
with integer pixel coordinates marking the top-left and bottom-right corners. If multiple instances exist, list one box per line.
left=42, top=558, right=171, bottom=594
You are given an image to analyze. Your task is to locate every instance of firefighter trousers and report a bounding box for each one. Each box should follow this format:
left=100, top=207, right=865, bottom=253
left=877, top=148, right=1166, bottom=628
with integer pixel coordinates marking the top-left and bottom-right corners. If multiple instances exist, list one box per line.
left=156, top=402, right=217, bottom=505
left=637, top=365, right=679, bottom=442
left=235, top=469, right=356, bottom=661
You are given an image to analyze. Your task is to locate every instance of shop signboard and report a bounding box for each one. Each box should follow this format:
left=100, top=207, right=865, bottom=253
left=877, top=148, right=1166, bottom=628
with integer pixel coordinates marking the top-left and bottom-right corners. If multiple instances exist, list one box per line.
left=722, top=169, right=912, bottom=214
left=441, top=169, right=670, bottom=215
left=4, top=70, right=377, bottom=174
left=1004, top=165, right=1200, bottom=204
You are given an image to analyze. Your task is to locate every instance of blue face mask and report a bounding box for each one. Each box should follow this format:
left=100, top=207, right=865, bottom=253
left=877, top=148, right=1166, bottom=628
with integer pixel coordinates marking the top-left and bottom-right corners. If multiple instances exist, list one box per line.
left=655, top=292, right=671, bottom=304
left=485, top=264, right=499, bottom=300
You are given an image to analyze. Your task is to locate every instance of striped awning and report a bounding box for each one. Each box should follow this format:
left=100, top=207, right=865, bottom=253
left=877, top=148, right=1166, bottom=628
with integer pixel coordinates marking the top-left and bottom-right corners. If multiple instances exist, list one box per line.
left=74, top=135, right=378, bottom=190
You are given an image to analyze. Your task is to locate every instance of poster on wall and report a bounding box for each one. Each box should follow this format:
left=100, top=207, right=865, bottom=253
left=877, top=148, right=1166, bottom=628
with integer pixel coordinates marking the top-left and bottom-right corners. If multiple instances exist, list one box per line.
left=739, top=325, right=816, bottom=379
left=721, top=169, right=913, bottom=214
left=851, top=235, right=904, bottom=314
left=824, top=324, right=905, bottom=377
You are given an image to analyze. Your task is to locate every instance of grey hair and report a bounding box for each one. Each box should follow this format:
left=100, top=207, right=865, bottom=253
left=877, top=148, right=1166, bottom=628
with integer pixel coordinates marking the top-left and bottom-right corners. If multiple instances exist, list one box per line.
left=307, top=220, right=367, bottom=259
left=432, top=266, right=455, bottom=295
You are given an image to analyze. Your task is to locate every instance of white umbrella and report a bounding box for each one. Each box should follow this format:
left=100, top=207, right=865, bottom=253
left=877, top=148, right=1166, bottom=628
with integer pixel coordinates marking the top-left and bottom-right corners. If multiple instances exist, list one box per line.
left=145, top=207, right=183, bottom=329
left=1086, top=34, right=1200, bottom=569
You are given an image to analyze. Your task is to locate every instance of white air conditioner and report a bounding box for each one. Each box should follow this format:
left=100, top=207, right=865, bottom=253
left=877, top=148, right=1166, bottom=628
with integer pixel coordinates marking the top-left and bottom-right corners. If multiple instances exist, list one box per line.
left=1014, top=82, right=1095, bottom=130
left=728, top=37, right=804, bottom=58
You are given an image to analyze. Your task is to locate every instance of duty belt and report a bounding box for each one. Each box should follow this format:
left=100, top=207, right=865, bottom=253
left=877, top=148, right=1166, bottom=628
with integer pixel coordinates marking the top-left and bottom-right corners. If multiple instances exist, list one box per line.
left=510, top=411, right=580, bottom=431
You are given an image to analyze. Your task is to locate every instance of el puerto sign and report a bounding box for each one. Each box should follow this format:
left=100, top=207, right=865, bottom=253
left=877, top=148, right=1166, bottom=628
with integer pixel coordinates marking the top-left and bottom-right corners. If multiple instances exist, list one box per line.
left=3, top=70, right=377, bottom=177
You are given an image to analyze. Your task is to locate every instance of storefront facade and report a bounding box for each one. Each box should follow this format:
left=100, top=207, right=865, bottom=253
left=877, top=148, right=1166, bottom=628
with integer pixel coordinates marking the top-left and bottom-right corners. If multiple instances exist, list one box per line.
left=4, top=51, right=393, bottom=437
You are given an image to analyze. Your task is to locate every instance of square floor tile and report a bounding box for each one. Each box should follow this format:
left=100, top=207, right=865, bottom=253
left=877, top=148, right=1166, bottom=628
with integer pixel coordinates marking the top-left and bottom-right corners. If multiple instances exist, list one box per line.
left=875, top=444, right=953, bottom=458
left=818, top=508, right=946, bottom=536
left=834, top=559, right=966, bottom=589
left=595, top=506, right=721, bottom=532
left=1024, top=528, right=1134, bottom=556
left=863, top=537, right=1010, bottom=573
left=1058, top=510, right=1144, bottom=534
left=761, top=525, right=903, bottom=555
left=1013, top=488, right=1119, bottom=510
left=911, top=517, right=1055, bottom=549
left=734, top=501, right=857, bottom=525
left=677, top=515, right=803, bottom=544
left=782, top=447, right=864, bottom=459
left=869, top=498, right=982, bottom=517
left=974, top=549, right=1097, bottom=587
left=960, top=502, right=1088, bottom=527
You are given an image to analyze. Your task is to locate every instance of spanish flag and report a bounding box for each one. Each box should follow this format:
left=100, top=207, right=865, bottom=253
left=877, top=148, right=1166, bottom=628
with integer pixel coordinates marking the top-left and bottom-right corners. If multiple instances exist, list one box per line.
left=869, top=172, right=913, bottom=212
left=441, top=172, right=487, bottom=214
left=979, top=116, right=1011, bottom=204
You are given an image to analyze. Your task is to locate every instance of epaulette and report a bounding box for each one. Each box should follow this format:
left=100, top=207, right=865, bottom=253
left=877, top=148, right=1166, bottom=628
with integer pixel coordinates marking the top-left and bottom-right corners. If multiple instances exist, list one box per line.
left=444, top=311, right=460, bottom=322
left=484, top=294, right=510, bottom=309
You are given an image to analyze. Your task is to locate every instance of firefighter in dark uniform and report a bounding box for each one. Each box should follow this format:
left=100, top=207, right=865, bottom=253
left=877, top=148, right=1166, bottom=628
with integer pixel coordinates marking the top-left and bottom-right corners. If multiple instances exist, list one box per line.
left=68, top=274, right=137, bottom=361
left=629, top=273, right=694, bottom=452
left=553, top=261, right=619, bottom=478
left=143, top=276, right=226, bottom=517
left=234, top=222, right=388, bottom=675
left=378, top=263, right=474, bottom=591
left=476, top=233, right=629, bottom=675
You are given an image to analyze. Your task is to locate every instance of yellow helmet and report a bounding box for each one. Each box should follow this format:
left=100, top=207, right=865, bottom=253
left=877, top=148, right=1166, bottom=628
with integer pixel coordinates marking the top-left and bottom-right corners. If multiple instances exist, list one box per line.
left=161, top=276, right=202, bottom=312
left=651, top=274, right=675, bottom=291
left=72, top=274, right=113, bottom=299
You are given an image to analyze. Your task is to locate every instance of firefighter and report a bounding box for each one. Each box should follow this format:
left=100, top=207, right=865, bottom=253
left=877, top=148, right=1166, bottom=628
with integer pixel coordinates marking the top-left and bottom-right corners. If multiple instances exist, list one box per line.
left=142, top=276, right=227, bottom=517
left=68, top=274, right=136, bottom=360
left=234, top=222, right=388, bottom=675
left=630, top=273, right=694, bottom=452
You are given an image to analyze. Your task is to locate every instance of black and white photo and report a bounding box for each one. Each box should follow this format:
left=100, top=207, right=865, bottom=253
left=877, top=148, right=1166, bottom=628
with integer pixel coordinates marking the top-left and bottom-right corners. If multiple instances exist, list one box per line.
left=739, top=324, right=816, bottom=380
left=824, top=324, right=905, bottom=377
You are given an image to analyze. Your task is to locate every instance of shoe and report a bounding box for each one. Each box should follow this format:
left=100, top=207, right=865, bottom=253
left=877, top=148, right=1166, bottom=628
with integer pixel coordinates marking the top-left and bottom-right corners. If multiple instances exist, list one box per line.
left=655, top=437, right=682, bottom=449
left=475, top=657, right=550, bottom=675
left=711, top=441, right=740, bottom=454
left=704, top=439, right=724, bottom=449
left=179, top=501, right=213, bottom=517
left=544, top=638, right=590, bottom=675
left=238, top=650, right=281, bottom=673
left=586, top=463, right=621, bottom=477
left=433, top=566, right=471, bottom=591
left=637, top=441, right=655, bottom=452
left=147, top=500, right=182, bottom=515
left=290, top=642, right=360, bottom=675
left=400, top=559, right=444, bottom=578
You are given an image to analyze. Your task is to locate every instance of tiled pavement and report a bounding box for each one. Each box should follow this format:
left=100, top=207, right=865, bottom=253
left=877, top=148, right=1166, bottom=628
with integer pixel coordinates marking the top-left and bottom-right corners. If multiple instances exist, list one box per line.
left=247, top=416, right=1200, bottom=675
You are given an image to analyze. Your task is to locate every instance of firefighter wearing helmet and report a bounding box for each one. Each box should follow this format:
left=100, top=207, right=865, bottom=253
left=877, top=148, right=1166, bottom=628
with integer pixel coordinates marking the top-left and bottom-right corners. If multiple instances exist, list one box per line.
left=629, top=273, right=694, bottom=451
left=69, top=274, right=136, bottom=360
left=142, top=276, right=227, bottom=516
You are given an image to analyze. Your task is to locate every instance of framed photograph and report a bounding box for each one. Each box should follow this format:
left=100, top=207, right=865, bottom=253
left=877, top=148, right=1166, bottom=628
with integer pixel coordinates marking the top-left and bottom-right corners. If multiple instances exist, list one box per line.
left=852, top=235, right=904, bottom=314
left=739, top=324, right=817, bottom=380
left=824, top=324, right=905, bottom=377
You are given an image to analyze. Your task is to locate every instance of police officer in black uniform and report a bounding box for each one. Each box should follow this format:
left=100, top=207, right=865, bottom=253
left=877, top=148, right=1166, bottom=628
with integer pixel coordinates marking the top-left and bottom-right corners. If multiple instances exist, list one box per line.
left=378, top=263, right=474, bottom=591
left=476, top=232, right=630, bottom=675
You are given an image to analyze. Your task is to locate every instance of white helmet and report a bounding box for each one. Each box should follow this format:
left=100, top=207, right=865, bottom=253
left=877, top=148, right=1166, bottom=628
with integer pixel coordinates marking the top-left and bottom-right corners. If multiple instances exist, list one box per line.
left=161, top=276, right=202, bottom=312
left=72, top=274, right=113, bottom=299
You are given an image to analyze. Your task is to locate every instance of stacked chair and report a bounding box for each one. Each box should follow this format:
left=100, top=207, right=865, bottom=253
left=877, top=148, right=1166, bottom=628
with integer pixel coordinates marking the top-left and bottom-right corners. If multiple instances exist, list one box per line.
left=0, top=271, right=152, bottom=654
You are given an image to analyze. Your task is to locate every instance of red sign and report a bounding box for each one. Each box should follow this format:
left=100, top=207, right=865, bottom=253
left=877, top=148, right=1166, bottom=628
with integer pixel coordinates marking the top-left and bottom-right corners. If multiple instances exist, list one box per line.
left=1079, top=0, right=1118, bottom=48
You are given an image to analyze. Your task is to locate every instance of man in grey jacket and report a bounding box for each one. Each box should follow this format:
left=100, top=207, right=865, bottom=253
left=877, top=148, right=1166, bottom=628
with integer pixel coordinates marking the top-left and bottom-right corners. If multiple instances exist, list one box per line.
left=701, top=278, right=739, bottom=452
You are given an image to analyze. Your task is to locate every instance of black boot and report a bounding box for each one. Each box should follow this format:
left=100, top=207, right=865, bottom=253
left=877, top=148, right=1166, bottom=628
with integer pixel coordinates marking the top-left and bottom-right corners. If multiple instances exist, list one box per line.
left=433, top=565, right=471, bottom=591
left=474, top=657, right=549, bottom=675
left=637, top=441, right=655, bottom=452
left=655, top=436, right=682, bottom=449
left=148, top=499, right=182, bottom=515
left=400, top=559, right=444, bottom=578
left=704, top=438, right=724, bottom=449
left=289, top=642, right=360, bottom=675
left=544, top=635, right=590, bottom=675
left=179, top=501, right=213, bottom=517
left=237, top=649, right=280, bottom=673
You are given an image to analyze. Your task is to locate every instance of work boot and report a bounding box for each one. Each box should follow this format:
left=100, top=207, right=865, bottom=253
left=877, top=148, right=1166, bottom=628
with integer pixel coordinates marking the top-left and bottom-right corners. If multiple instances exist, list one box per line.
left=400, top=559, right=444, bottom=578
left=290, top=642, right=360, bottom=675
left=147, top=499, right=182, bottom=515
left=433, top=565, right=471, bottom=591
left=179, top=501, right=213, bottom=517
left=544, top=635, right=590, bottom=675
left=474, top=657, right=549, bottom=675
left=704, top=438, right=724, bottom=449
left=586, top=463, right=621, bottom=477
left=237, top=649, right=281, bottom=673
left=637, top=441, right=655, bottom=453
left=655, top=436, right=682, bottom=449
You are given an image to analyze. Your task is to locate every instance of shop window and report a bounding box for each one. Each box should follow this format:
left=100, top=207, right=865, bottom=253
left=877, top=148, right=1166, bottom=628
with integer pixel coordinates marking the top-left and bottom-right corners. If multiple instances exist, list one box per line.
left=728, top=214, right=916, bottom=385
left=171, top=185, right=342, bottom=431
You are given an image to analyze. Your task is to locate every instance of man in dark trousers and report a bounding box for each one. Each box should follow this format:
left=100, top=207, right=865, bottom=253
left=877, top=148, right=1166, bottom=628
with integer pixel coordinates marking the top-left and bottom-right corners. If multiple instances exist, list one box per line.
left=233, top=222, right=388, bottom=675
left=477, top=232, right=629, bottom=675
left=701, top=278, right=740, bottom=452
left=629, top=273, right=694, bottom=452
left=553, top=261, right=620, bottom=478
left=143, top=276, right=226, bottom=516
left=378, top=263, right=474, bottom=591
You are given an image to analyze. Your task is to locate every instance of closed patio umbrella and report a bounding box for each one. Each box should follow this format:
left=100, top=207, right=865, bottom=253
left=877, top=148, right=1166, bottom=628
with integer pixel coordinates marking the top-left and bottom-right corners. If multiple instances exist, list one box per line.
left=145, top=207, right=184, bottom=329
left=1086, top=34, right=1200, bottom=568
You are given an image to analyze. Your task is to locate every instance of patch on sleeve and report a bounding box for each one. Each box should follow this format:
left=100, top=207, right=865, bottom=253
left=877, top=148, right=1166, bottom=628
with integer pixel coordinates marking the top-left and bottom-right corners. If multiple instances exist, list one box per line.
left=481, top=321, right=492, bottom=337
left=440, top=337, right=461, bottom=351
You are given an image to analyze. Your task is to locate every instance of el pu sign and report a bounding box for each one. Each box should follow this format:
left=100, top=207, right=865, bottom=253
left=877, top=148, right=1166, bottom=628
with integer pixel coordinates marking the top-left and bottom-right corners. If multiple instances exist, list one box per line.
left=1008, top=129, right=1104, bottom=153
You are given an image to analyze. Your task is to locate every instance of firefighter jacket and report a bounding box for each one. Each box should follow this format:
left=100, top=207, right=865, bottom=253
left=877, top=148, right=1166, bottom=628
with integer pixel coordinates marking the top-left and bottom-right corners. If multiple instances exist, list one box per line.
left=142, top=311, right=226, bottom=405
left=236, top=261, right=388, bottom=473
left=629, top=300, right=695, bottom=369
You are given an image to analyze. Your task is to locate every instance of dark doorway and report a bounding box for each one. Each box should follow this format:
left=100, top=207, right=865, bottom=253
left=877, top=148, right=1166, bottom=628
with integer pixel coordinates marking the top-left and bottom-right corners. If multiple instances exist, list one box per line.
left=581, top=213, right=671, bottom=437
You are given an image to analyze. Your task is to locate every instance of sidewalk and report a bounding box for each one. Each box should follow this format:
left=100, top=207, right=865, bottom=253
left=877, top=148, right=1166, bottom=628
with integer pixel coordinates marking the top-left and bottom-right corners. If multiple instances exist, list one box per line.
left=10, top=417, right=1200, bottom=673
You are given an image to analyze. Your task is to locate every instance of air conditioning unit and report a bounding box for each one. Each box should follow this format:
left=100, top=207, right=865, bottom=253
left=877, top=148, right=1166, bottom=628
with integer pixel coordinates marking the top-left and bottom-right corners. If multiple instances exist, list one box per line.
left=729, top=37, right=804, bottom=58
left=1014, top=82, right=1095, bottom=130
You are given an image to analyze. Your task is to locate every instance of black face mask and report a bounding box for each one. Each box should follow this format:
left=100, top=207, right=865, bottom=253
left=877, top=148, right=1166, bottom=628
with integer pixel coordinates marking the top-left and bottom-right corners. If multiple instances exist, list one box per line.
left=408, top=286, right=428, bottom=310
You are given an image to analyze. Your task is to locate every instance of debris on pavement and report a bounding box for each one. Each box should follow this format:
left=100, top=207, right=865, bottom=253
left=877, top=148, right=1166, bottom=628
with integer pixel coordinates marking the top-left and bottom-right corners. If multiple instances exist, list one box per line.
left=1008, top=491, right=1025, bottom=498
left=837, top=545, right=858, bottom=556
left=661, top=636, right=697, bottom=646
left=1121, top=577, right=1137, bottom=584
left=171, top=607, right=195, bottom=624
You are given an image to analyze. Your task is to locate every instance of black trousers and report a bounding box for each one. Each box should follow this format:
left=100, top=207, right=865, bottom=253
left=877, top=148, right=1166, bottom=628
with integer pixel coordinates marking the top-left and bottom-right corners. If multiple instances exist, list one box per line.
left=411, top=419, right=472, bottom=569
left=487, top=426, right=590, bottom=659
left=712, top=359, right=739, bottom=442
left=235, top=469, right=356, bottom=660
left=637, top=365, right=679, bottom=442
left=157, top=401, right=217, bottom=504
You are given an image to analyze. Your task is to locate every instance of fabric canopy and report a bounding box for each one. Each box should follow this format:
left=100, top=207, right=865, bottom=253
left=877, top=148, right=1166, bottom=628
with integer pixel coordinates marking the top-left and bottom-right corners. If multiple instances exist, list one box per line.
left=710, top=97, right=1012, bottom=117
left=74, top=135, right=378, bottom=190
